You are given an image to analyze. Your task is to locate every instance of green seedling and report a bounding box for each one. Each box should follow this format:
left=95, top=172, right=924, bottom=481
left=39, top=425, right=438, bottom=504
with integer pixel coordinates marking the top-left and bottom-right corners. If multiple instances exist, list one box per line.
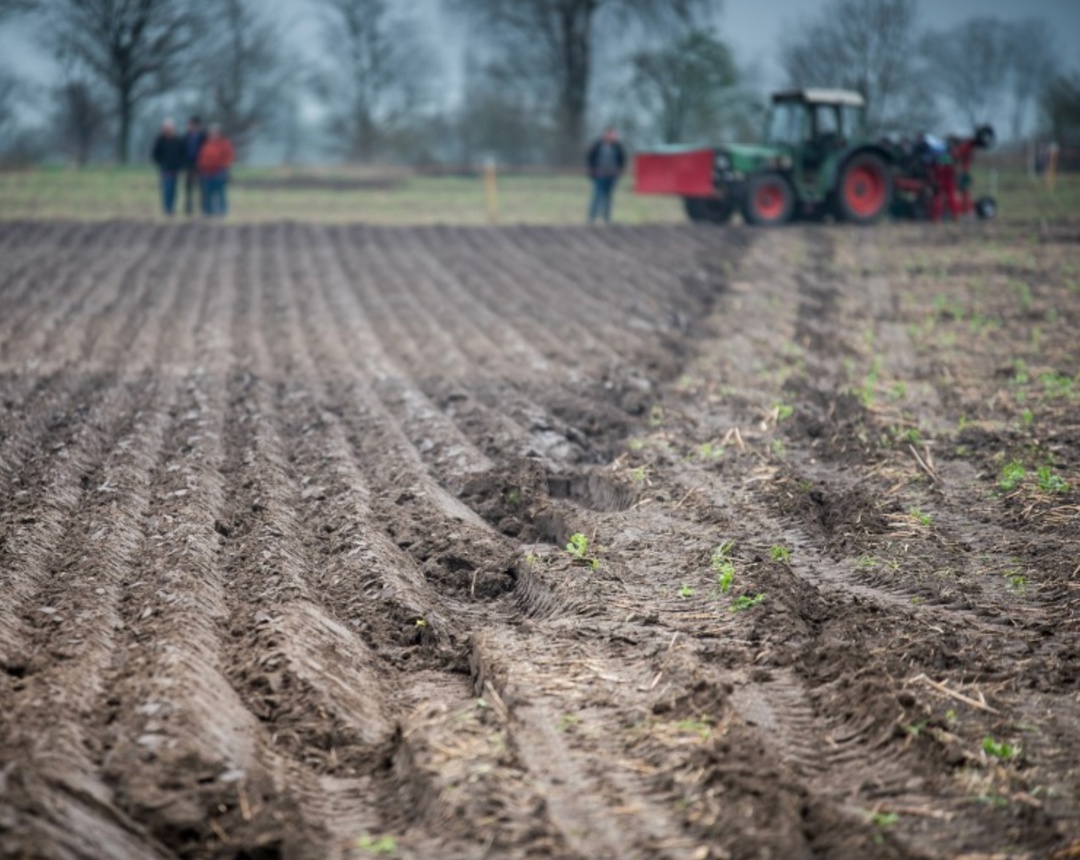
left=675, top=717, right=712, bottom=741
left=714, top=561, right=735, bottom=594
left=711, top=540, right=735, bottom=566
left=999, top=461, right=1026, bottom=492
left=630, top=466, right=648, bottom=485
left=771, top=439, right=786, bottom=456
left=910, top=508, right=932, bottom=527
left=1036, top=466, right=1069, bottom=494
left=678, top=584, right=694, bottom=599
left=506, top=488, right=522, bottom=505
left=559, top=714, right=581, bottom=732
left=566, top=533, right=599, bottom=570
left=867, top=810, right=899, bottom=828
left=775, top=403, right=794, bottom=422
left=628, top=438, right=646, bottom=452
left=355, top=834, right=399, bottom=856
left=982, top=736, right=1018, bottom=761
left=903, top=721, right=928, bottom=737
left=1005, top=570, right=1027, bottom=590
left=769, top=545, right=791, bottom=563
left=1020, top=409, right=1034, bottom=428
left=649, top=405, right=665, bottom=427
left=730, top=593, right=765, bottom=612
left=697, top=441, right=724, bottom=461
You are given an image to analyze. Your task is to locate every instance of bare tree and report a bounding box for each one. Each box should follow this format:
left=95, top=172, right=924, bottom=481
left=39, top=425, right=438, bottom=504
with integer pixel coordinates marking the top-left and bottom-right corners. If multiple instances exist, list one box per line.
left=52, top=78, right=108, bottom=164
left=0, top=67, right=19, bottom=144
left=781, top=0, right=934, bottom=134
left=1006, top=18, right=1058, bottom=140
left=313, top=0, right=434, bottom=161
left=630, top=26, right=737, bottom=144
left=37, top=0, right=201, bottom=163
left=451, top=0, right=712, bottom=163
left=197, top=0, right=285, bottom=159
left=921, top=18, right=1011, bottom=128
left=0, top=0, right=37, bottom=19
left=1042, top=72, right=1080, bottom=145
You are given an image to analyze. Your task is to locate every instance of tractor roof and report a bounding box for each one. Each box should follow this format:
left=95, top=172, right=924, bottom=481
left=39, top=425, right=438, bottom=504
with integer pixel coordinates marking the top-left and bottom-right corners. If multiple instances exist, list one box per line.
left=772, top=89, right=866, bottom=107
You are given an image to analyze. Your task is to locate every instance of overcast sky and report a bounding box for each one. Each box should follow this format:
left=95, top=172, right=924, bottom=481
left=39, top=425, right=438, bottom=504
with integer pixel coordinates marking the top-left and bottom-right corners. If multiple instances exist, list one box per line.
left=1, top=0, right=1077, bottom=127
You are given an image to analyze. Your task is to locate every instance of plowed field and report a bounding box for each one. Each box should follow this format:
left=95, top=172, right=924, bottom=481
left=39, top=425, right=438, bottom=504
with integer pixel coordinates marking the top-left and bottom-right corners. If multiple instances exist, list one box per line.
left=1, top=220, right=1079, bottom=860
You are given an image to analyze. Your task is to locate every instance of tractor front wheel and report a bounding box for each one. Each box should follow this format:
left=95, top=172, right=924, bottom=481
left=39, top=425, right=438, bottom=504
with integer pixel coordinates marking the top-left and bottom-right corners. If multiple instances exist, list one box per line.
left=975, top=196, right=997, bottom=220
left=837, top=153, right=893, bottom=224
left=684, top=196, right=734, bottom=225
left=742, top=174, right=794, bottom=226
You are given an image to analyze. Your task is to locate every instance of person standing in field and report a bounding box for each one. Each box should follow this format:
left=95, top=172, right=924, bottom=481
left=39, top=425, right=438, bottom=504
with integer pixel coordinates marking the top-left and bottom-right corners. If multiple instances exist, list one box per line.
left=151, top=119, right=187, bottom=217
left=586, top=126, right=627, bottom=224
left=182, top=116, right=206, bottom=216
left=197, top=125, right=236, bottom=217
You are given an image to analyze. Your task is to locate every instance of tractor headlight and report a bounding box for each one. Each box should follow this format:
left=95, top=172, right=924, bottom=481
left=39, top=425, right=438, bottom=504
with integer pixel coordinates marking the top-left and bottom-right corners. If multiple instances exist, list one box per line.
left=776, top=155, right=792, bottom=170
left=714, top=151, right=731, bottom=171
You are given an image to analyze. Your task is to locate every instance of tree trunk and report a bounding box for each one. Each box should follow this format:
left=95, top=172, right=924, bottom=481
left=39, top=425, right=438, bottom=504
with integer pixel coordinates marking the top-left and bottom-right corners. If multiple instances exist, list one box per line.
left=556, top=4, right=592, bottom=165
left=117, top=91, right=132, bottom=165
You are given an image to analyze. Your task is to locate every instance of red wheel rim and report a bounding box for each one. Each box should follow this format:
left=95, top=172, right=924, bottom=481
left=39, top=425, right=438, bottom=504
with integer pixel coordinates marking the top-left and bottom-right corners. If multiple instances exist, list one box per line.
left=844, top=163, right=887, bottom=217
left=754, top=182, right=786, bottom=220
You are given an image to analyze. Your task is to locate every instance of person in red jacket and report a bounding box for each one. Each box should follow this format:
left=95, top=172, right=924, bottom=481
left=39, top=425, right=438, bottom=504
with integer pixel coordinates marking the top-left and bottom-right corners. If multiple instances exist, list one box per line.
left=196, top=125, right=236, bottom=217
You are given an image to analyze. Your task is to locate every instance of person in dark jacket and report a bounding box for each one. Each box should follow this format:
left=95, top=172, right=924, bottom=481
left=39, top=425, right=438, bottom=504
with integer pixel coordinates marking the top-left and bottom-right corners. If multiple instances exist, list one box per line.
left=586, top=127, right=627, bottom=224
left=151, top=119, right=187, bottom=216
left=182, top=116, right=206, bottom=216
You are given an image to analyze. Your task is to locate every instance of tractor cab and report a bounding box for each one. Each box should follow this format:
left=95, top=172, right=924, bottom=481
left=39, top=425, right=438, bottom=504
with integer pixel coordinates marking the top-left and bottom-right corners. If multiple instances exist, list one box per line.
left=766, top=89, right=866, bottom=173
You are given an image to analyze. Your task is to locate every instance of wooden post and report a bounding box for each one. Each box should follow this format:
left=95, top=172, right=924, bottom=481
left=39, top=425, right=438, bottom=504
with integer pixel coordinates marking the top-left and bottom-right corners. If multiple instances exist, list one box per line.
left=484, top=157, right=499, bottom=224
left=1046, top=143, right=1059, bottom=194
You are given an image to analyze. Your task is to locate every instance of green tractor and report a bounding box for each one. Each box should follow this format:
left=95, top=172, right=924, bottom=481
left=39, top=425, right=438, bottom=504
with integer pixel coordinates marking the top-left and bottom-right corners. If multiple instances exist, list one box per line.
left=637, top=89, right=894, bottom=226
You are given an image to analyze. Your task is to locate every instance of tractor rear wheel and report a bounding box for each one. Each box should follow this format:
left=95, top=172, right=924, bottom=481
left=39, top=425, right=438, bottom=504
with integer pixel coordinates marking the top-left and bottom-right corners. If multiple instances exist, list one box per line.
left=684, top=196, right=733, bottom=224
left=742, top=174, right=794, bottom=226
left=837, top=152, right=893, bottom=224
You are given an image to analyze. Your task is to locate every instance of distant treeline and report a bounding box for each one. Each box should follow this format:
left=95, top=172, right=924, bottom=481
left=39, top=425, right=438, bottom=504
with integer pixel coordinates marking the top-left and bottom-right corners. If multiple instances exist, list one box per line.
left=0, top=0, right=1078, bottom=167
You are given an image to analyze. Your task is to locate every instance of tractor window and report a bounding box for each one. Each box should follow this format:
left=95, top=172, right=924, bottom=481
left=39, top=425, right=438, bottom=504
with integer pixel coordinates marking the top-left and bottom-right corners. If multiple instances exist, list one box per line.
left=813, top=106, right=840, bottom=139
left=765, top=102, right=804, bottom=146
left=841, top=105, right=864, bottom=138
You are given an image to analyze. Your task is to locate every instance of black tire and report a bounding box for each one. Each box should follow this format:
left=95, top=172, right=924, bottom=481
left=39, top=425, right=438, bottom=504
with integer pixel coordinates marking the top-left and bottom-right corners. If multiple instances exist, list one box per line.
left=975, top=196, right=997, bottom=220
left=683, top=195, right=734, bottom=224
left=836, top=152, right=893, bottom=225
left=741, top=173, right=795, bottom=226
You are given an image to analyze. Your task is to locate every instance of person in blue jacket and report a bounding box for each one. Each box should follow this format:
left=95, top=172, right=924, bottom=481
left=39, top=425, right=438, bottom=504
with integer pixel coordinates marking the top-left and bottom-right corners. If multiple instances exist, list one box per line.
left=182, top=116, right=207, bottom=217
left=586, top=127, right=627, bottom=224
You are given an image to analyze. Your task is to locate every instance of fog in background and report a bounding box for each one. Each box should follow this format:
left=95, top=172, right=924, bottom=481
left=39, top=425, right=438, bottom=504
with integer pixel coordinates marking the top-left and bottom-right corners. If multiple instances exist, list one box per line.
left=0, top=0, right=1077, bottom=166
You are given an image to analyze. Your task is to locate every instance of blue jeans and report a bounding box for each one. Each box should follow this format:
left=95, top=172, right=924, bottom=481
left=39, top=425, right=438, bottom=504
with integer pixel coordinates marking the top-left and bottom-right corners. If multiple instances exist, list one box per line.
left=160, top=171, right=179, bottom=215
left=201, top=173, right=229, bottom=216
left=588, top=176, right=618, bottom=223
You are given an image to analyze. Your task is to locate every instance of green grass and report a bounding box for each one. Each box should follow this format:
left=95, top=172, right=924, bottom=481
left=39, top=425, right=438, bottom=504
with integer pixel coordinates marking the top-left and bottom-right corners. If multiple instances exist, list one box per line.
left=0, top=166, right=684, bottom=225
left=1, top=164, right=1075, bottom=225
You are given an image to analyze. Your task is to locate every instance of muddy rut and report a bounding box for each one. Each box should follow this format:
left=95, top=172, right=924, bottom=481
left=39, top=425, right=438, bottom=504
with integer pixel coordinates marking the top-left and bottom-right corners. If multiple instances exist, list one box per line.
left=1, top=220, right=1078, bottom=860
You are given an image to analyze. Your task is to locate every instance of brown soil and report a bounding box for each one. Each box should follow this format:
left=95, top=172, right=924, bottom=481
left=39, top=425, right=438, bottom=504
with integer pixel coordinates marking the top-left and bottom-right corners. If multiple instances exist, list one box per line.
left=1, top=219, right=1079, bottom=860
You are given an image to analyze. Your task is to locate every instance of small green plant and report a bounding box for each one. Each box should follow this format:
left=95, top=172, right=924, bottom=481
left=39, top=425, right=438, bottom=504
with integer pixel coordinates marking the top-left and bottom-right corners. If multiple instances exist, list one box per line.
left=355, top=834, right=399, bottom=856
left=867, top=810, right=899, bottom=828
left=769, top=545, right=791, bottom=563
left=910, top=507, right=932, bottom=526
left=630, top=466, right=648, bottom=485
left=999, top=461, right=1026, bottom=492
left=711, top=541, right=735, bottom=567
left=775, top=403, right=794, bottom=422
left=678, top=584, right=694, bottom=599
left=628, top=438, right=646, bottom=452
left=559, top=714, right=581, bottom=732
left=888, top=382, right=907, bottom=401
left=697, top=441, right=724, bottom=461
left=675, top=717, right=712, bottom=740
left=730, top=593, right=765, bottom=612
left=649, top=405, right=665, bottom=427
left=715, top=561, right=735, bottom=594
left=771, top=438, right=786, bottom=456
left=1004, top=570, right=1027, bottom=590
left=982, top=736, right=1018, bottom=761
left=1020, top=408, right=1034, bottom=428
left=1036, top=466, right=1069, bottom=494
left=506, top=488, right=522, bottom=505
left=566, top=533, right=599, bottom=570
